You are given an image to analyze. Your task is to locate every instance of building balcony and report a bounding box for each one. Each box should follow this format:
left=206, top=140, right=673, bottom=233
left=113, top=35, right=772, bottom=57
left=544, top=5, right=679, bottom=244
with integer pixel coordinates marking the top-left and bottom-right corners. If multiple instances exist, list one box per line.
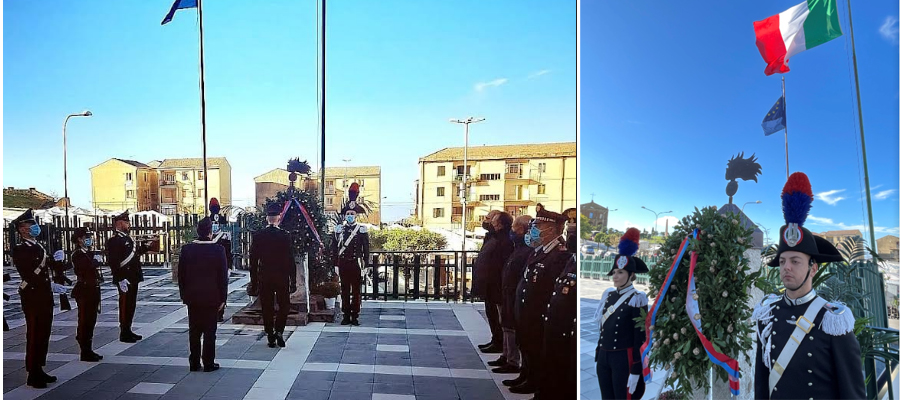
left=160, top=179, right=177, bottom=187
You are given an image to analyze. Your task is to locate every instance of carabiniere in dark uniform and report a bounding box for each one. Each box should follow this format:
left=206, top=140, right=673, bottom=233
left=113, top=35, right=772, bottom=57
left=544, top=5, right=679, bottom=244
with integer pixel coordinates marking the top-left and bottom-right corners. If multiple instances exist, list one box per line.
left=11, top=209, right=63, bottom=388
left=752, top=172, right=864, bottom=400
left=106, top=210, right=149, bottom=343
left=331, top=182, right=369, bottom=326
left=537, top=254, right=577, bottom=400
left=511, top=204, right=570, bottom=396
left=70, top=227, right=104, bottom=362
left=595, top=228, right=649, bottom=400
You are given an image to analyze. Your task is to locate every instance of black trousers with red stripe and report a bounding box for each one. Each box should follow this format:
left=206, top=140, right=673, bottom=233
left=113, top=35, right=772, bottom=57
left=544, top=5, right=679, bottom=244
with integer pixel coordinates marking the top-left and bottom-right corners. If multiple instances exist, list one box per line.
left=596, top=347, right=636, bottom=400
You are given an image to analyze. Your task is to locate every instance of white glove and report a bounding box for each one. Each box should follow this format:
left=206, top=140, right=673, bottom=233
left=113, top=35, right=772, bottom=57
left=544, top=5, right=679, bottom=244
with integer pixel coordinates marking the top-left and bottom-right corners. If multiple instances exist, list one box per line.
left=53, top=250, right=65, bottom=262
left=628, top=374, right=640, bottom=394
left=93, top=254, right=103, bottom=262
left=118, top=280, right=129, bottom=293
left=51, top=283, right=67, bottom=294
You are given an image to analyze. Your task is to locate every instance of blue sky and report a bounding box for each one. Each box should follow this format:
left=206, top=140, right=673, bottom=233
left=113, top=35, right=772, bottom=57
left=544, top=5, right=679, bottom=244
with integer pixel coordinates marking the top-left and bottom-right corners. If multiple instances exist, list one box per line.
left=581, top=0, right=899, bottom=243
left=3, top=1, right=575, bottom=221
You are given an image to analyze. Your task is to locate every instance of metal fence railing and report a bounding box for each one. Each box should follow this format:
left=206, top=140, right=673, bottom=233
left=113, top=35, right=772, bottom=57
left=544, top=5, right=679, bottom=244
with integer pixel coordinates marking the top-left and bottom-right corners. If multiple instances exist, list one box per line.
left=579, top=254, right=656, bottom=285
left=363, top=251, right=478, bottom=303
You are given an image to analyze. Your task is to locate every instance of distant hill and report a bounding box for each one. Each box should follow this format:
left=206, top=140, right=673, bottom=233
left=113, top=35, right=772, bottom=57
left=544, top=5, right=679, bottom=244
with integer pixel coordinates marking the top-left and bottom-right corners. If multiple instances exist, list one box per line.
left=3, top=187, right=57, bottom=209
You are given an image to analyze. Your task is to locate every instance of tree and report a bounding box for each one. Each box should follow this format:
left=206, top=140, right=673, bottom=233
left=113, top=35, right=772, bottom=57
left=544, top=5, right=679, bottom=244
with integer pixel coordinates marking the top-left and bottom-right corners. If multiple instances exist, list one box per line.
left=369, top=228, right=447, bottom=252
left=580, top=214, right=596, bottom=240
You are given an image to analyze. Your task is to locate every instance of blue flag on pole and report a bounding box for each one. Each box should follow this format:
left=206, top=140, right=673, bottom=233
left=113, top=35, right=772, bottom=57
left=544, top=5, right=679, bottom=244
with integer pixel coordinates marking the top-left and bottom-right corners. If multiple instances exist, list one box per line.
left=161, top=0, right=197, bottom=25
left=762, top=96, right=786, bottom=136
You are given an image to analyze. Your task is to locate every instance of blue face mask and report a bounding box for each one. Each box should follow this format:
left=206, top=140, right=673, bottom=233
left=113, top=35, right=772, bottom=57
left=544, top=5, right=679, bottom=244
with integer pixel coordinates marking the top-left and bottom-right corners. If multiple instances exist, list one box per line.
left=84, top=238, right=93, bottom=248
left=212, top=223, right=220, bottom=234
left=29, top=225, right=41, bottom=238
left=346, top=214, right=356, bottom=224
left=524, top=225, right=542, bottom=248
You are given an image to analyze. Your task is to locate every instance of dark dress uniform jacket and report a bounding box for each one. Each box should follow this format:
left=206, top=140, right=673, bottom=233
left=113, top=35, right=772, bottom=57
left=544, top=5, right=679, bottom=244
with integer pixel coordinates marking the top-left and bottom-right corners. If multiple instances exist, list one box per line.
left=178, top=241, right=228, bottom=308
left=754, top=294, right=865, bottom=400
left=473, top=230, right=513, bottom=303
left=330, top=223, right=370, bottom=264
left=595, top=285, right=648, bottom=375
left=13, top=240, right=55, bottom=295
left=71, top=249, right=102, bottom=301
left=501, top=236, right=531, bottom=329
left=107, top=231, right=148, bottom=284
left=539, top=255, right=577, bottom=398
left=250, top=226, right=296, bottom=290
left=516, top=244, right=570, bottom=339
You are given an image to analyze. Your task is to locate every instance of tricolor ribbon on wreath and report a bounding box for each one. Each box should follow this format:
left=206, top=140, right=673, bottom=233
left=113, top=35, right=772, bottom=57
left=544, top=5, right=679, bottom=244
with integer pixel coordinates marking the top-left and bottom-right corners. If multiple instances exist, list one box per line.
left=279, top=198, right=323, bottom=244
left=639, top=228, right=741, bottom=395
left=685, top=249, right=741, bottom=395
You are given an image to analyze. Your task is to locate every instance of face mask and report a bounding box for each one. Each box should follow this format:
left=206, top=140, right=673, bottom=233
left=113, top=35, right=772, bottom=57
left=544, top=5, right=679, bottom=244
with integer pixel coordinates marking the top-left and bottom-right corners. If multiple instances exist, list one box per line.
left=29, top=225, right=41, bottom=238
left=212, top=223, right=220, bottom=234
left=84, top=238, right=93, bottom=248
left=524, top=225, right=542, bottom=248
left=346, top=214, right=356, bottom=224
left=482, top=221, right=493, bottom=231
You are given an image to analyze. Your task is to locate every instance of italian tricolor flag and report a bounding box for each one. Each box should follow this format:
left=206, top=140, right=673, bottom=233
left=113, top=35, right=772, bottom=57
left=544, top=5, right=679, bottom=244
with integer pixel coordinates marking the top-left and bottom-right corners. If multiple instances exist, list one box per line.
left=753, top=0, right=843, bottom=76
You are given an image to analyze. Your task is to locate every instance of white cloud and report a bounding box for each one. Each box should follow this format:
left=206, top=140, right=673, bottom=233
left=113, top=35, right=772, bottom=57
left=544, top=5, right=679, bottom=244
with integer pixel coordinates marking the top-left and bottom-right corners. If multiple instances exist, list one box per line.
left=527, top=69, right=551, bottom=79
left=874, top=189, right=896, bottom=200
left=816, top=189, right=846, bottom=206
left=879, top=16, right=899, bottom=44
left=807, top=214, right=899, bottom=236
left=474, top=78, right=508, bottom=92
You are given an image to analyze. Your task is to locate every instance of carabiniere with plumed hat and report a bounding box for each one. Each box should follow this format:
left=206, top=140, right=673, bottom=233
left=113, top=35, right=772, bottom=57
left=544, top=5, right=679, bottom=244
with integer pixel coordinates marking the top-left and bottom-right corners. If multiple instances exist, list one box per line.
left=751, top=172, right=864, bottom=399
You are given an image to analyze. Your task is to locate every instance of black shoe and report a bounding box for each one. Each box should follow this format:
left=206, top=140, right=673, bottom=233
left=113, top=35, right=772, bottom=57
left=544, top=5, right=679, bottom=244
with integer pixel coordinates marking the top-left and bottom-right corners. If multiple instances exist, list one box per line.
left=340, top=316, right=351, bottom=325
left=120, top=334, right=137, bottom=343
left=189, top=363, right=201, bottom=372
left=267, top=334, right=276, bottom=348
left=275, top=333, right=286, bottom=348
left=487, top=357, right=507, bottom=367
left=478, top=342, right=494, bottom=349
left=480, top=344, right=503, bottom=354
left=203, top=363, right=220, bottom=372
left=502, top=375, right=525, bottom=387
left=129, top=332, right=143, bottom=341
left=26, top=374, right=47, bottom=389
left=351, top=317, right=360, bottom=326
left=80, top=352, right=103, bottom=362
left=38, top=371, right=57, bottom=383
left=509, top=382, right=536, bottom=394
left=492, top=365, right=520, bottom=374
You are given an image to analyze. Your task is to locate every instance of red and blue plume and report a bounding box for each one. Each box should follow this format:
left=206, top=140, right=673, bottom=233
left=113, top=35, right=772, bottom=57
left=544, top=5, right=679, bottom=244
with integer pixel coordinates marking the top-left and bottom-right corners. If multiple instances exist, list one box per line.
left=618, top=227, right=641, bottom=256
left=348, top=183, right=360, bottom=202
left=781, top=172, right=813, bottom=227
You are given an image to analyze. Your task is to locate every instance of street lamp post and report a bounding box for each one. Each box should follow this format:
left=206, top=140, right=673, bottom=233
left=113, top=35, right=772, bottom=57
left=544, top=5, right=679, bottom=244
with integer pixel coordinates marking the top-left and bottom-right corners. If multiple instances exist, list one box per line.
left=449, top=117, right=485, bottom=270
left=63, top=110, right=92, bottom=249
left=641, top=206, right=672, bottom=237
left=742, top=200, right=762, bottom=213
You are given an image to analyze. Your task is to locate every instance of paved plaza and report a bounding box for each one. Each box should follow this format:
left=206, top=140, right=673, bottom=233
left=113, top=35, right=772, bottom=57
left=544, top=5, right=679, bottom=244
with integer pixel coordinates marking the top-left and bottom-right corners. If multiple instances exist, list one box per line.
left=3, top=265, right=533, bottom=400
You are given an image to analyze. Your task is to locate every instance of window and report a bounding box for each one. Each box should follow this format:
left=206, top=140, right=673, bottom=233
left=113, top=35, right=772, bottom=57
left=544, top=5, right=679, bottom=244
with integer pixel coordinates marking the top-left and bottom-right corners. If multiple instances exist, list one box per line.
left=433, top=208, right=445, bottom=218
left=198, top=171, right=204, bottom=180
left=327, top=197, right=333, bottom=205
left=183, top=189, right=191, bottom=198
left=182, top=172, right=189, bottom=181
left=538, top=162, right=547, bottom=173
left=125, top=173, right=133, bottom=181
left=198, top=189, right=204, bottom=198
left=126, top=190, right=135, bottom=199
left=538, top=184, right=546, bottom=195
left=437, top=187, right=445, bottom=197
left=479, top=173, right=501, bottom=181
left=452, top=206, right=462, bottom=216
left=456, top=166, right=471, bottom=177
left=437, top=166, right=446, bottom=176
left=143, top=173, right=148, bottom=182
left=479, top=194, right=500, bottom=201
left=359, top=179, right=365, bottom=187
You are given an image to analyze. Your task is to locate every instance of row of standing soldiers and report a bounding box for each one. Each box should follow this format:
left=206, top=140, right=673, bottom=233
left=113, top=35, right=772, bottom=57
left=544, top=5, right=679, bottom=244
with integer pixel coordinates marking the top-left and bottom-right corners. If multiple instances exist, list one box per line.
left=473, top=204, right=577, bottom=400
left=9, top=205, right=233, bottom=389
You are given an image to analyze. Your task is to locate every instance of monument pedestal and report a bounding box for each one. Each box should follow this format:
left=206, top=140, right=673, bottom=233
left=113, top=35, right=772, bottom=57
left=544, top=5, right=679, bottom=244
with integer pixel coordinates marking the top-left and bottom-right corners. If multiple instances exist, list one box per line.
left=232, top=253, right=313, bottom=326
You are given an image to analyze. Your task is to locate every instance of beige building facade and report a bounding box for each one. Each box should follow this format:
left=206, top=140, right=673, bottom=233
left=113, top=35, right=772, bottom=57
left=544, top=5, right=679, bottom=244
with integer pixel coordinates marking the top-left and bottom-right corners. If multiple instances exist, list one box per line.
left=254, top=166, right=382, bottom=224
left=416, top=142, right=576, bottom=231
left=157, top=158, right=232, bottom=215
left=89, top=159, right=159, bottom=212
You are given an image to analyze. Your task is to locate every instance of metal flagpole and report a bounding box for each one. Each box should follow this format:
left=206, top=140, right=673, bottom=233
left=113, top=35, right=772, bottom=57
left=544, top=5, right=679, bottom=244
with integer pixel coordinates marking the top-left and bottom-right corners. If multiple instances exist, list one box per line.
left=846, top=0, right=877, bottom=252
left=198, top=0, right=209, bottom=213
left=319, top=0, right=327, bottom=208
left=782, top=76, right=789, bottom=180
